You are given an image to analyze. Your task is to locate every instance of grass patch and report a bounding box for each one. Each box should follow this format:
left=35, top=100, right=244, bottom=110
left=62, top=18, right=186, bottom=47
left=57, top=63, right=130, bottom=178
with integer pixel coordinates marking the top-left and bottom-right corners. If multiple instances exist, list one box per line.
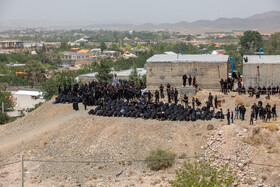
left=145, top=148, right=175, bottom=171
left=241, top=135, right=261, bottom=146
left=236, top=98, right=244, bottom=105
left=260, top=123, right=279, bottom=131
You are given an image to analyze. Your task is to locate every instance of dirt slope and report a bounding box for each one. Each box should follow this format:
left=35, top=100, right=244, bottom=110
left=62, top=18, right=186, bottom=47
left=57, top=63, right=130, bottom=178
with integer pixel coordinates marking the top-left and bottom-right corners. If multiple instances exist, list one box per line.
left=0, top=91, right=280, bottom=186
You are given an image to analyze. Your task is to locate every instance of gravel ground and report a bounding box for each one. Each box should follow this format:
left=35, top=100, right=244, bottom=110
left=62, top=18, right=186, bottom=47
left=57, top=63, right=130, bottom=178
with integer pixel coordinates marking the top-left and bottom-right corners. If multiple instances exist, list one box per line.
left=0, top=91, right=280, bottom=186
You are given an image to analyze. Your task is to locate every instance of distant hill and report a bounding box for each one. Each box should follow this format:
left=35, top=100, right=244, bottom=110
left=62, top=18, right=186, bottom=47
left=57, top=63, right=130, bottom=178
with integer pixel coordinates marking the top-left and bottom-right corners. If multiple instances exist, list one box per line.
left=83, top=11, right=280, bottom=33
left=1, top=11, right=280, bottom=33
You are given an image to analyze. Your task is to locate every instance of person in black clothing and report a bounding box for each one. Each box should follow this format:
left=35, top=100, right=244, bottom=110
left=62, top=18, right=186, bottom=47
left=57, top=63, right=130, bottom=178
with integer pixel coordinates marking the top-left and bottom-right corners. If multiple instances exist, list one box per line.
left=83, top=97, right=87, bottom=110
left=155, top=90, right=159, bottom=103
left=214, top=95, right=218, bottom=109
left=147, top=90, right=152, bottom=102
left=272, top=104, right=277, bottom=120
left=167, top=89, right=171, bottom=103
left=193, top=76, right=196, bottom=86
left=266, top=108, right=272, bottom=122
left=174, top=88, right=178, bottom=104
left=250, top=109, right=254, bottom=125
left=182, top=74, right=187, bottom=87
left=208, top=93, right=213, bottom=106
left=160, top=84, right=164, bottom=99
left=188, top=76, right=192, bottom=86
left=231, top=111, right=234, bottom=124
left=226, top=109, right=230, bottom=125
left=192, top=97, right=195, bottom=109
left=182, top=94, right=188, bottom=107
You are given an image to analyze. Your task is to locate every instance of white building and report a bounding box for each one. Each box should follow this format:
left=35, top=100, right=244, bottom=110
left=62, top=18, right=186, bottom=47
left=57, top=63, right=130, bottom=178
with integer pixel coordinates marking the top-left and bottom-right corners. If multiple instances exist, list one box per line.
left=8, top=89, right=45, bottom=117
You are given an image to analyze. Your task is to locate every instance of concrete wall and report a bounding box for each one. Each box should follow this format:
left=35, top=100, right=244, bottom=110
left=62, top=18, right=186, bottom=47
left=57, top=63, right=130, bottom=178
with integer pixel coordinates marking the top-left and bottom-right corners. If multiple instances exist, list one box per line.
left=146, top=62, right=228, bottom=90
left=13, top=94, right=45, bottom=109
left=243, top=63, right=280, bottom=88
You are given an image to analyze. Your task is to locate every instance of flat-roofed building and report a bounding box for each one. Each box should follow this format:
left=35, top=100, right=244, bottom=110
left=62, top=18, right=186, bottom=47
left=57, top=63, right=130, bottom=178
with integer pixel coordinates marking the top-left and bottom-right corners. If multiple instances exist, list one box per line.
left=0, top=40, right=24, bottom=49
left=146, top=54, right=229, bottom=90
left=243, top=55, right=280, bottom=88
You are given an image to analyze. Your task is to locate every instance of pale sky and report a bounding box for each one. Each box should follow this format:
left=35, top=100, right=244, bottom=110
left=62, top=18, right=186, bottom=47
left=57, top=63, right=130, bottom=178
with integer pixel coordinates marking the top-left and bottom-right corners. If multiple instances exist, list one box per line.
left=0, top=0, right=280, bottom=24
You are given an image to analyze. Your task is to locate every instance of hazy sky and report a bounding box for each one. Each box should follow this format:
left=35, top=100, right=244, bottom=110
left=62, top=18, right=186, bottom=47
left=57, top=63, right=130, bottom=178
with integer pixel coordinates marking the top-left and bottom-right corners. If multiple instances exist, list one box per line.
left=1, top=0, right=280, bottom=24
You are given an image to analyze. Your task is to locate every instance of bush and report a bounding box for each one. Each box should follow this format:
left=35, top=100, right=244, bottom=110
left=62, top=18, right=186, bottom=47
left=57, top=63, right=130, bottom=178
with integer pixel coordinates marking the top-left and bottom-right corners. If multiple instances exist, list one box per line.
left=0, top=112, right=10, bottom=125
left=26, top=102, right=43, bottom=113
left=145, top=148, right=175, bottom=171
left=169, top=159, right=239, bottom=187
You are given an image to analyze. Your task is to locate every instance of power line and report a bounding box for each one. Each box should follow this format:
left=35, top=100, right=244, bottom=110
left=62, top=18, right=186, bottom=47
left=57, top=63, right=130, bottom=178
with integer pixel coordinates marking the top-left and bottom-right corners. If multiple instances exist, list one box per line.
left=0, top=160, right=20, bottom=167
left=1, top=155, right=280, bottom=169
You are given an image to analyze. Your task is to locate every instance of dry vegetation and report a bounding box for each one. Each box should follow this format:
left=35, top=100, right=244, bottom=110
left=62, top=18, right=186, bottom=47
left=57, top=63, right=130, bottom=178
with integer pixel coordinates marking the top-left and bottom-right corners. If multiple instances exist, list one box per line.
left=260, top=122, right=279, bottom=131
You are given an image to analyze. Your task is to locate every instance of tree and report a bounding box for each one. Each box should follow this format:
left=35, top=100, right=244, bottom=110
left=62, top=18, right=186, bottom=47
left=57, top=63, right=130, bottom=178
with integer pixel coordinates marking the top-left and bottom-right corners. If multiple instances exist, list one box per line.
left=265, top=32, right=280, bottom=55
left=169, top=159, right=239, bottom=187
left=0, top=91, right=14, bottom=112
left=0, top=112, right=9, bottom=125
left=25, top=60, right=44, bottom=86
left=60, top=42, right=70, bottom=51
left=239, top=30, right=263, bottom=54
left=96, top=60, right=113, bottom=83
left=128, top=66, right=140, bottom=84
left=100, top=41, right=107, bottom=53
left=42, top=71, right=77, bottom=100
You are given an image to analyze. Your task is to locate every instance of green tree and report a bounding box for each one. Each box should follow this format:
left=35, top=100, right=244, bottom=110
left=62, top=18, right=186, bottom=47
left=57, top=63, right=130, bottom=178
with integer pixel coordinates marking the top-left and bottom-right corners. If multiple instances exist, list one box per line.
left=96, top=60, right=113, bottom=83
left=169, top=159, right=239, bottom=187
left=0, top=91, right=15, bottom=112
left=0, top=112, right=9, bottom=125
left=265, top=32, right=280, bottom=55
left=128, top=66, right=140, bottom=84
left=60, top=42, right=70, bottom=51
left=239, top=30, right=263, bottom=54
left=100, top=41, right=107, bottom=53
left=42, top=71, right=77, bottom=100
left=25, top=60, right=44, bottom=86
left=108, top=43, right=119, bottom=51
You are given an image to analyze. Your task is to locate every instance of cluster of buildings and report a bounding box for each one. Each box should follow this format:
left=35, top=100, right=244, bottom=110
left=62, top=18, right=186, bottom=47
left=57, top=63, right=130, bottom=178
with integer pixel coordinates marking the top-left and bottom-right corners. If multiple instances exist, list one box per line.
left=61, top=49, right=122, bottom=66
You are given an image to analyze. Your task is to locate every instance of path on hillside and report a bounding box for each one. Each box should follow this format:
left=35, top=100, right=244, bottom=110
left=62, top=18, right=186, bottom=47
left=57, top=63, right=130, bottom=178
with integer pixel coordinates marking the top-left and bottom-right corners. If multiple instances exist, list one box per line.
left=0, top=105, right=93, bottom=153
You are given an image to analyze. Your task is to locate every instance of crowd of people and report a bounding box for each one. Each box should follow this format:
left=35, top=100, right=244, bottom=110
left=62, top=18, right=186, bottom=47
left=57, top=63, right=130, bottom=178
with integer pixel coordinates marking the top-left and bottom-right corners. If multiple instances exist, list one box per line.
left=54, top=80, right=146, bottom=110
left=54, top=77, right=277, bottom=125
left=88, top=99, right=218, bottom=121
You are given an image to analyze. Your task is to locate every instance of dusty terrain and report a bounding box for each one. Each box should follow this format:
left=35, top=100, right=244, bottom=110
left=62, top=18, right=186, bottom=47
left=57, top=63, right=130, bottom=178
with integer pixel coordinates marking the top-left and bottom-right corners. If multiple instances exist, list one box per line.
left=0, top=90, right=280, bottom=187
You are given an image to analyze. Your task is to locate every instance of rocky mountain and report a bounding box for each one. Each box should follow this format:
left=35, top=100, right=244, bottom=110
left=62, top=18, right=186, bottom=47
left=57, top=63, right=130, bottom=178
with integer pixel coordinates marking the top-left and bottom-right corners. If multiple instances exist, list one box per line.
left=1, top=11, right=280, bottom=33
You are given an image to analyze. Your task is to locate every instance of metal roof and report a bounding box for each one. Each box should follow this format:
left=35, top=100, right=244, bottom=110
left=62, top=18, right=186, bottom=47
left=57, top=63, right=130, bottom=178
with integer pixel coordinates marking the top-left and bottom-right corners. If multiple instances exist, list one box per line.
left=244, top=55, right=280, bottom=64
left=146, top=54, right=229, bottom=63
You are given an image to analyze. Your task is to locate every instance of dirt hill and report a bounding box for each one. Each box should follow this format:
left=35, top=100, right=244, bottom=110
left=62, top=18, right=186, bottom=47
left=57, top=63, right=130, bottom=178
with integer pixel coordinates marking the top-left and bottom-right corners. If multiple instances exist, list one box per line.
left=0, top=90, right=280, bottom=186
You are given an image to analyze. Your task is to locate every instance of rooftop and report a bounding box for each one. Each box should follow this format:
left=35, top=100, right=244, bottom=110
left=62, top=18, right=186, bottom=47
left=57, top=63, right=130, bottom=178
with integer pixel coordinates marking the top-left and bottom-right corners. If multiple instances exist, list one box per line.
left=244, top=55, right=280, bottom=64
left=147, top=54, right=229, bottom=63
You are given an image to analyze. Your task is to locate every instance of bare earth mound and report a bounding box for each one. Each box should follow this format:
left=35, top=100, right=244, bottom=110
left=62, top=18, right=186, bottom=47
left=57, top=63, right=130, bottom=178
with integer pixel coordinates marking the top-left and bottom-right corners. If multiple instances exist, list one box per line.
left=0, top=91, right=280, bottom=186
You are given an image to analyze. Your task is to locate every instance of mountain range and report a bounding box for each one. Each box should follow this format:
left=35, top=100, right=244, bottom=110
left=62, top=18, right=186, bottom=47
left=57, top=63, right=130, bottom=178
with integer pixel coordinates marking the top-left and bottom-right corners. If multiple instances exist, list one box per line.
left=1, top=11, right=280, bottom=33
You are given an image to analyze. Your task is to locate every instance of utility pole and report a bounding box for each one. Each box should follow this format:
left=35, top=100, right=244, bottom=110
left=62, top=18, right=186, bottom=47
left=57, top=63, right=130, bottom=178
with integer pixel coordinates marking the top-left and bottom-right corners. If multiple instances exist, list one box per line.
left=20, top=154, right=24, bottom=187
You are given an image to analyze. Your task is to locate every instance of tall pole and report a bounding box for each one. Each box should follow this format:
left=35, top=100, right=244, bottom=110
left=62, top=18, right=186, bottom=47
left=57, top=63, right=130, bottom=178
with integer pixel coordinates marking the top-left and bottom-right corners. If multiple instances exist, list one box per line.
left=20, top=154, right=24, bottom=187
left=229, top=57, right=234, bottom=79
left=259, top=48, right=263, bottom=59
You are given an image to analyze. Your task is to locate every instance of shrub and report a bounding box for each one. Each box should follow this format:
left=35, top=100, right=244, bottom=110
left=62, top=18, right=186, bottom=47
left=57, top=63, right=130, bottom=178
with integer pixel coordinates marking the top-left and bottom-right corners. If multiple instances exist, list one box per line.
left=169, top=159, right=239, bottom=187
left=0, top=112, right=10, bottom=125
left=145, top=148, right=175, bottom=171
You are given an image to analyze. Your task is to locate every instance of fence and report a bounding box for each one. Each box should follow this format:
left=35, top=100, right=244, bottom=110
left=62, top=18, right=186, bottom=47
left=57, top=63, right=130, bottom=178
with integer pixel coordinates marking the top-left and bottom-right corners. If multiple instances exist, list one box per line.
left=1, top=153, right=280, bottom=187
